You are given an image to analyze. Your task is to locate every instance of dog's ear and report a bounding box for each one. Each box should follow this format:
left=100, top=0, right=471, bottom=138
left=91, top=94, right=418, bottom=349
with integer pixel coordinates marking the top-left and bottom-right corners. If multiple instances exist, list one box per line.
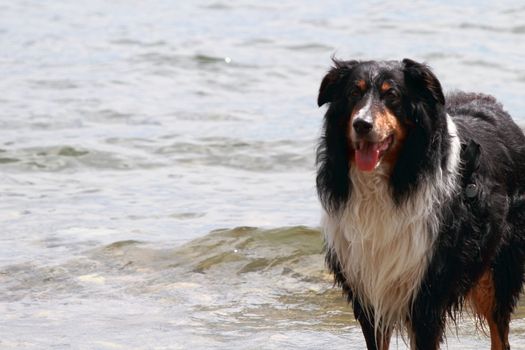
left=402, top=58, right=445, bottom=106
left=317, top=60, right=358, bottom=107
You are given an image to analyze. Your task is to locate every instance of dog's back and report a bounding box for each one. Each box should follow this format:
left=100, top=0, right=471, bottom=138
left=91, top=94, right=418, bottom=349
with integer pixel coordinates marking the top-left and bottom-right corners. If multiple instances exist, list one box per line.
left=447, top=91, right=525, bottom=195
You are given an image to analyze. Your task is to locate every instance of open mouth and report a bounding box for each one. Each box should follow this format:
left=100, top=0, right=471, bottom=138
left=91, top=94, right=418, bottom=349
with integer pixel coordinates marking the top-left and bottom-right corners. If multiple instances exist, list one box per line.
left=354, top=134, right=394, bottom=172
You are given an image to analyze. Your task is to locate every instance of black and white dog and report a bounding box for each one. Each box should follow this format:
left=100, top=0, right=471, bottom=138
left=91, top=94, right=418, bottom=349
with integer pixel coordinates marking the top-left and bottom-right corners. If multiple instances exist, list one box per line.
left=316, top=58, right=525, bottom=349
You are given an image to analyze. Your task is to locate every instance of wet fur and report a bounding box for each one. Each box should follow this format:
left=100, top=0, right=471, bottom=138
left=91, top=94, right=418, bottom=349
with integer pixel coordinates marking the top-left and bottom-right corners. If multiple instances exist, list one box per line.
left=317, top=59, right=525, bottom=349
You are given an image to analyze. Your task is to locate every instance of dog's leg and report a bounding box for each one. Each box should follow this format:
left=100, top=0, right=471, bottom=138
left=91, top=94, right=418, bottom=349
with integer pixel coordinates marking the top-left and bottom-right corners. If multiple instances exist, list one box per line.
left=353, top=300, right=392, bottom=350
left=467, top=196, right=525, bottom=350
left=408, top=318, right=444, bottom=349
left=489, top=196, right=525, bottom=350
left=408, top=291, right=446, bottom=350
left=491, top=240, right=525, bottom=350
left=469, top=270, right=509, bottom=350
left=380, top=328, right=393, bottom=350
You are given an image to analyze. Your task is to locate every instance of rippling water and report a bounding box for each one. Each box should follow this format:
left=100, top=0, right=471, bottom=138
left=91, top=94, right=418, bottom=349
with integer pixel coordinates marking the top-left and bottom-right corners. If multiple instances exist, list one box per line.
left=1, top=0, right=524, bottom=349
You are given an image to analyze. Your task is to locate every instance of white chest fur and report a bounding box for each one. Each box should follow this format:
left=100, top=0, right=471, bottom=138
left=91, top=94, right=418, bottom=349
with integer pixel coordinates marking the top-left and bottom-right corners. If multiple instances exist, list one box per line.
left=322, top=115, right=461, bottom=330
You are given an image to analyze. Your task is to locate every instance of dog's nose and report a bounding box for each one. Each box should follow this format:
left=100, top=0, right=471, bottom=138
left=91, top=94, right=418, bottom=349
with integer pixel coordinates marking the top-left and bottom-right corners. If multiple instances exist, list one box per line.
left=353, top=119, right=373, bottom=136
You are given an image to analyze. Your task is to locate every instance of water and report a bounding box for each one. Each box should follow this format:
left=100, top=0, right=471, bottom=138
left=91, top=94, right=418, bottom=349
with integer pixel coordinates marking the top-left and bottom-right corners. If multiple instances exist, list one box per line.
left=0, top=0, right=524, bottom=348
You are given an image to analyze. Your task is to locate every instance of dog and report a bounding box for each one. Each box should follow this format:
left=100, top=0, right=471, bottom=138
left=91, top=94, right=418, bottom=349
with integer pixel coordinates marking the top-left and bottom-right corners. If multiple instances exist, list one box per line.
left=316, top=58, right=525, bottom=349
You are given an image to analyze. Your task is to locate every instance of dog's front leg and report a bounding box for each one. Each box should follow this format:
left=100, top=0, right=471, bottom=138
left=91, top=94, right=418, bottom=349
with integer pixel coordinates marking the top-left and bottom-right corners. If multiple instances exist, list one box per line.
left=408, top=291, right=447, bottom=350
left=353, top=299, right=393, bottom=350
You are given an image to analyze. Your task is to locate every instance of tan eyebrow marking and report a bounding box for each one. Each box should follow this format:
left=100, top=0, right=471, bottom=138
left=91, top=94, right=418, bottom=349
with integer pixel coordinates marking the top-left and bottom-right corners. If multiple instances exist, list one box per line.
left=357, top=79, right=367, bottom=91
left=380, top=81, right=392, bottom=93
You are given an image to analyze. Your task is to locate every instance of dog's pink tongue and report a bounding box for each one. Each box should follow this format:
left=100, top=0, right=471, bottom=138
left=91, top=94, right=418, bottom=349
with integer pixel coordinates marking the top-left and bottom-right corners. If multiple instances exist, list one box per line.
left=355, top=142, right=380, bottom=172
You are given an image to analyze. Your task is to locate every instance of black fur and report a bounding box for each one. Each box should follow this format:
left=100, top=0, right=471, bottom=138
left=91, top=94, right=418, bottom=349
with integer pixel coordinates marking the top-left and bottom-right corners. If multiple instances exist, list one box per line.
left=317, top=59, right=525, bottom=349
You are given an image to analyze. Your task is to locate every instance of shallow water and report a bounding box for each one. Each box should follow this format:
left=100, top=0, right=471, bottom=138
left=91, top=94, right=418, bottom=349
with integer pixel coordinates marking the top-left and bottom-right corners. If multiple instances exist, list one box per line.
left=1, top=0, right=524, bottom=349
left=2, top=227, right=524, bottom=349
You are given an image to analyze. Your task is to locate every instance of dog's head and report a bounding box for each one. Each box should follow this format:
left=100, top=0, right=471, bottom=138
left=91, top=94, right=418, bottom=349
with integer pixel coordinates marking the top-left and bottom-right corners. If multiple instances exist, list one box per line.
left=317, top=59, right=447, bottom=209
left=318, top=58, right=445, bottom=172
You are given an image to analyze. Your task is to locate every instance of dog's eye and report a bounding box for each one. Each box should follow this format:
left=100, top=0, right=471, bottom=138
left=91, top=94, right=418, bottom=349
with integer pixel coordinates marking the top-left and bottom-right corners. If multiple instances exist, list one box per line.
left=383, top=89, right=398, bottom=100
left=350, top=88, right=362, bottom=98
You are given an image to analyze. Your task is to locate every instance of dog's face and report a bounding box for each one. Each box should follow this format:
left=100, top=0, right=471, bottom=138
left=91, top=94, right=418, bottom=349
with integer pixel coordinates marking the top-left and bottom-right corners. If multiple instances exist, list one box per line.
left=318, top=59, right=445, bottom=173
left=344, top=62, right=408, bottom=172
